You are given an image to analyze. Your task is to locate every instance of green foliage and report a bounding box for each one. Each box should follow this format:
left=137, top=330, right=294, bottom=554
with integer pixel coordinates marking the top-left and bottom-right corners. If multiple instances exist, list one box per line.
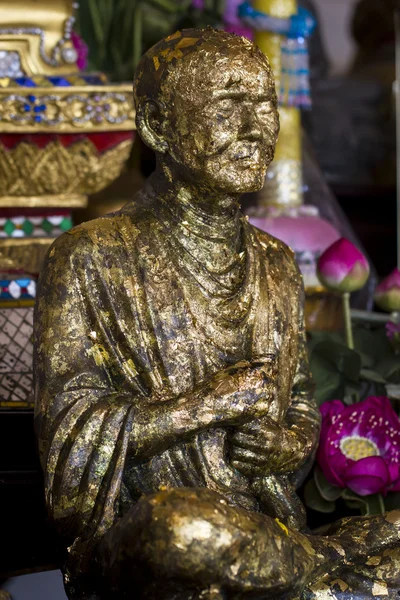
left=309, top=339, right=361, bottom=406
left=77, top=0, right=225, bottom=81
left=304, top=478, right=335, bottom=513
left=308, top=324, right=399, bottom=406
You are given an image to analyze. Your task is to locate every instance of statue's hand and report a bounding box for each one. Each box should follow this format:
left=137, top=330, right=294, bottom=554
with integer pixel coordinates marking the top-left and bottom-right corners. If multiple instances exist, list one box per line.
left=129, top=357, right=278, bottom=463
left=206, top=356, right=278, bottom=425
left=228, top=416, right=312, bottom=478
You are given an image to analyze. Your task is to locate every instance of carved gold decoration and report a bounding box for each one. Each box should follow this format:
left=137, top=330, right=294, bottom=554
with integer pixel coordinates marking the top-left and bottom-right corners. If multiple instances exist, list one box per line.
left=0, top=138, right=133, bottom=202
left=0, top=1, right=135, bottom=216
left=0, top=0, right=79, bottom=75
left=0, top=193, right=87, bottom=208
left=0, top=85, right=136, bottom=133
left=0, top=237, right=52, bottom=273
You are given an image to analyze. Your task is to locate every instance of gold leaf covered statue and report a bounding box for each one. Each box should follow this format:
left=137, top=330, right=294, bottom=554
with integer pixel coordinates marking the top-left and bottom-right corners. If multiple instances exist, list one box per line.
left=34, top=28, right=400, bottom=600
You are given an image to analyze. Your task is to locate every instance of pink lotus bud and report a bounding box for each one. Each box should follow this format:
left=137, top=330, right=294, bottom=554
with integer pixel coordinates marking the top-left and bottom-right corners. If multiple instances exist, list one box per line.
left=375, top=268, right=400, bottom=312
left=317, top=238, right=370, bottom=293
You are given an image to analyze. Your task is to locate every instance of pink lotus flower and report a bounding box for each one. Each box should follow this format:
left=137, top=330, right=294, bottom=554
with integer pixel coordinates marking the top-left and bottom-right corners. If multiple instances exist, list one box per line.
left=375, top=268, right=400, bottom=312
left=71, top=32, right=89, bottom=71
left=317, top=238, right=370, bottom=293
left=317, top=397, right=400, bottom=496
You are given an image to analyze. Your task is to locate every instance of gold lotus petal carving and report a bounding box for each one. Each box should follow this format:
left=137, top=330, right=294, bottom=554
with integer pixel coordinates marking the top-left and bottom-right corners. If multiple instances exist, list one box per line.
left=0, top=138, right=133, bottom=197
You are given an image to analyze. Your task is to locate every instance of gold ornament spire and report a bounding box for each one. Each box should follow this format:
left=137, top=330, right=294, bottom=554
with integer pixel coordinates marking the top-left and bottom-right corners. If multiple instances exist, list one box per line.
left=253, top=0, right=303, bottom=208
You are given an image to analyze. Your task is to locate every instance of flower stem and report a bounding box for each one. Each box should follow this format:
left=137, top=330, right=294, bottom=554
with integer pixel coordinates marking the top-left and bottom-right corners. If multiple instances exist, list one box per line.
left=343, top=292, right=354, bottom=350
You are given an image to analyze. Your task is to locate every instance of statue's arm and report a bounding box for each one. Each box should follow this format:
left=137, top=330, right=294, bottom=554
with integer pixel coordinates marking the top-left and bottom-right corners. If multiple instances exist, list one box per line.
left=34, top=231, right=139, bottom=539
left=228, top=267, right=320, bottom=483
left=286, top=283, right=321, bottom=487
left=227, top=241, right=320, bottom=479
left=128, top=356, right=278, bottom=463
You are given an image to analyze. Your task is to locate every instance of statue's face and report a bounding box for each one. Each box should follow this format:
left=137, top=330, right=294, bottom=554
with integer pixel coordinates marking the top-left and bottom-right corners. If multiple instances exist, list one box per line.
left=167, top=52, right=279, bottom=194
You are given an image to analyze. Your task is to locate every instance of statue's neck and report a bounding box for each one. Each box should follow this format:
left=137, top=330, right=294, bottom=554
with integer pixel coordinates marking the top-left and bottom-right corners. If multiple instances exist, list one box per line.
left=149, top=170, right=243, bottom=266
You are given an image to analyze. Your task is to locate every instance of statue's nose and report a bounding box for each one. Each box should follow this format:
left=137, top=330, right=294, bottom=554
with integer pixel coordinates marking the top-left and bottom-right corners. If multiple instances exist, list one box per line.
left=238, top=106, right=262, bottom=141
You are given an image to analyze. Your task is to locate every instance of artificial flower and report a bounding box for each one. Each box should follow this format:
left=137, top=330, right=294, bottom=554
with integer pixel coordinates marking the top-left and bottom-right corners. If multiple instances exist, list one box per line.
left=317, top=238, right=370, bottom=293
left=375, top=268, right=400, bottom=313
left=317, top=397, right=400, bottom=496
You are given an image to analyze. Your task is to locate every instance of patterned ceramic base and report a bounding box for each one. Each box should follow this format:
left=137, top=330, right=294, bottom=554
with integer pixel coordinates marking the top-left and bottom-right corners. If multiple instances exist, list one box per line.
left=0, top=306, right=33, bottom=408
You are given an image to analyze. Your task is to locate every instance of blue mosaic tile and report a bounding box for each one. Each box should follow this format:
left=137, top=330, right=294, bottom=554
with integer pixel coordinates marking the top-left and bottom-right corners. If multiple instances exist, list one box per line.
left=14, top=77, right=37, bottom=87
left=82, top=75, right=105, bottom=85
left=47, top=76, right=72, bottom=87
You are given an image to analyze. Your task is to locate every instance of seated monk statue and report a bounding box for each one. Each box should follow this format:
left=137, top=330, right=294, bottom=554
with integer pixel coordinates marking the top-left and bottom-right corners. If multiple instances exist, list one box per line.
left=34, top=27, right=400, bottom=600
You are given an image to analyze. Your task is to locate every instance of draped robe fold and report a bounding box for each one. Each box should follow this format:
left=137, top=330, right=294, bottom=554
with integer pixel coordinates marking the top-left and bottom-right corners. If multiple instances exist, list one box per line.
left=34, top=192, right=318, bottom=562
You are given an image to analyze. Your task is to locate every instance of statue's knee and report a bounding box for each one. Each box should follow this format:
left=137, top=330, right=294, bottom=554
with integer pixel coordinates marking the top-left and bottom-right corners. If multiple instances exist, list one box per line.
left=100, top=487, right=235, bottom=584
left=138, top=488, right=236, bottom=579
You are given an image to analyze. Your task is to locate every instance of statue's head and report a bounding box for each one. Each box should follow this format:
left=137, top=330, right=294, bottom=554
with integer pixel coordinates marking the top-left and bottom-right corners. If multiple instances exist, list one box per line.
left=134, top=28, right=279, bottom=194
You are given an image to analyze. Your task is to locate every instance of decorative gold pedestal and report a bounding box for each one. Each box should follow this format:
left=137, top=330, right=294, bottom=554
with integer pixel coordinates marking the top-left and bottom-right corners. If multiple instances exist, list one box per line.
left=0, top=237, right=53, bottom=273
left=0, top=194, right=88, bottom=208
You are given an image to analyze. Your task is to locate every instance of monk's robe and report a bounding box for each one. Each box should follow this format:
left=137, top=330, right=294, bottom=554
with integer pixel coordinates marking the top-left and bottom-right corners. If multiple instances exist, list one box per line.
left=34, top=185, right=318, bottom=564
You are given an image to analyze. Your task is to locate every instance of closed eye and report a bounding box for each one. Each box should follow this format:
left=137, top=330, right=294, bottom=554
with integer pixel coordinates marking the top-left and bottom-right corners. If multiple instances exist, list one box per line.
left=256, top=101, right=275, bottom=116
left=215, top=98, right=235, bottom=118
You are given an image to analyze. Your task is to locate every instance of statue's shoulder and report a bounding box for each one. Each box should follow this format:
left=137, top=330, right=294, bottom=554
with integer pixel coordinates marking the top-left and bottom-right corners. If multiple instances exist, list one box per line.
left=249, top=222, right=303, bottom=289
left=250, top=223, right=296, bottom=265
left=47, top=192, right=152, bottom=263
left=47, top=213, right=130, bottom=258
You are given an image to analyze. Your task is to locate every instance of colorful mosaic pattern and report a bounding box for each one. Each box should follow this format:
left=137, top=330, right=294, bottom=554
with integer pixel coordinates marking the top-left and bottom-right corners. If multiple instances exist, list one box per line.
left=0, top=306, right=33, bottom=408
left=0, top=275, right=36, bottom=303
left=0, top=214, right=72, bottom=238
left=0, top=73, right=108, bottom=88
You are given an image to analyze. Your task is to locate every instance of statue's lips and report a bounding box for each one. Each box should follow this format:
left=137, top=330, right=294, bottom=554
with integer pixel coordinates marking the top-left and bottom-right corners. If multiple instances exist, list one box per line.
left=232, top=145, right=260, bottom=161
left=231, top=145, right=262, bottom=169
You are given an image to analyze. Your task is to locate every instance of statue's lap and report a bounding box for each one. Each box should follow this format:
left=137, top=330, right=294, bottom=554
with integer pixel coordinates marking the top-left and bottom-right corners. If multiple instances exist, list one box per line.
left=98, top=487, right=309, bottom=598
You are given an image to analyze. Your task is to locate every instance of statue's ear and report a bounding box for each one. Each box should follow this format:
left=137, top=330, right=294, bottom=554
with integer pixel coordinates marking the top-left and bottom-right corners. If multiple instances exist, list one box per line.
left=135, top=100, right=169, bottom=154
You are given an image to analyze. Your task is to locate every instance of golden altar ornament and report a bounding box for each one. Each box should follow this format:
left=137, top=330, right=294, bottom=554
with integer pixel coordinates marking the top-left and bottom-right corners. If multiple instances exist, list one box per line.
left=0, top=0, right=80, bottom=76
left=0, top=0, right=134, bottom=410
left=35, top=28, right=400, bottom=600
left=0, top=0, right=135, bottom=210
